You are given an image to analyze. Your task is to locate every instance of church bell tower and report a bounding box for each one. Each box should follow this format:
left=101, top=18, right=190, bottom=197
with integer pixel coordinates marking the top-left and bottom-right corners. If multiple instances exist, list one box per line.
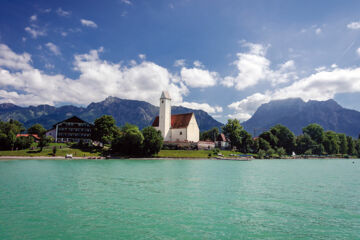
left=159, top=91, right=171, bottom=141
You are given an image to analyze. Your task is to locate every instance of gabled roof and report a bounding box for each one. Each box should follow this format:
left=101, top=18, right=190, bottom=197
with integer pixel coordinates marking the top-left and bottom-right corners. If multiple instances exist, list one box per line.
left=152, top=113, right=193, bottom=129
left=216, top=133, right=228, bottom=142
left=16, top=134, right=40, bottom=140
left=53, top=116, right=91, bottom=127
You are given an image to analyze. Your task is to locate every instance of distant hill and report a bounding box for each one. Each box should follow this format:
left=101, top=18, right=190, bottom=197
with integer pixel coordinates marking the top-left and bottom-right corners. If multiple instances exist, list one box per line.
left=0, top=97, right=223, bottom=132
left=242, top=98, right=360, bottom=137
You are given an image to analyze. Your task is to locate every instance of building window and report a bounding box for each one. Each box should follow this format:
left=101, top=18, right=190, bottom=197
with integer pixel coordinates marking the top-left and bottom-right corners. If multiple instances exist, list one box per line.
left=180, top=131, right=182, bottom=135
left=161, top=100, right=164, bottom=104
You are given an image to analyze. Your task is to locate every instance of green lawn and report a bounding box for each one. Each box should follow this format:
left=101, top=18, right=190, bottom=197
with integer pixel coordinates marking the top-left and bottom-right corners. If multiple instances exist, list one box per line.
left=155, top=150, right=242, bottom=158
left=0, top=143, right=102, bottom=157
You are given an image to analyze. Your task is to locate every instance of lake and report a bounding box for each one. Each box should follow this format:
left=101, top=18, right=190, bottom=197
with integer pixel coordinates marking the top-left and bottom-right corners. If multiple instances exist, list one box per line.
left=0, top=159, right=359, bottom=239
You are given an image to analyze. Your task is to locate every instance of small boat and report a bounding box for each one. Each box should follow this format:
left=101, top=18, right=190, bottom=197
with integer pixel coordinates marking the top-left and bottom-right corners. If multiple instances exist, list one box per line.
left=65, top=154, right=73, bottom=159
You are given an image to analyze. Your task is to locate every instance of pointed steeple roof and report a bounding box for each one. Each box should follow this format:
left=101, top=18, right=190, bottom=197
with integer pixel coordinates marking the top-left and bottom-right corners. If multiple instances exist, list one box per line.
left=160, top=91, right=171, bottom=100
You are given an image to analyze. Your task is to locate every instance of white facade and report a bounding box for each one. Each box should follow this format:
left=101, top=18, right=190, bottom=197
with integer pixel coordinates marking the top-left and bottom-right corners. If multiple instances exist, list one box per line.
left=186, top=114, right=199, bottom=142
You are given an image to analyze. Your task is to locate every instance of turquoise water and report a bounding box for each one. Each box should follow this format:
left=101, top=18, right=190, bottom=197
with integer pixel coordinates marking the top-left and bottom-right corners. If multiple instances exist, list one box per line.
left=0, top=159, right=359, bottom=239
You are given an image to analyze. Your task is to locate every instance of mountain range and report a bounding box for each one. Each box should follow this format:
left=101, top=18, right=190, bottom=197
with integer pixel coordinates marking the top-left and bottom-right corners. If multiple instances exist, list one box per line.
left=0, top=97, right=223, bottom=132
left=242, top=98, right=360, bottom=138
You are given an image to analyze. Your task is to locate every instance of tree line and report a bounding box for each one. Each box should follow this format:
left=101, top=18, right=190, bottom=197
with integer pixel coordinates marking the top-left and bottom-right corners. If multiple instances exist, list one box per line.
left=0, top=120, right=52, bottom=151
left=92, top=115, right=163, bottom=156
left=202, top=119, right=360, bottom=157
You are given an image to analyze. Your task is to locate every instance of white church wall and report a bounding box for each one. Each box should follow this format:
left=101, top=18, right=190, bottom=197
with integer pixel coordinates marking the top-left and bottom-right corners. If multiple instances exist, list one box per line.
left=186, top=114, right=200, bottom=142
left=171, top=128, right=187, bottom=142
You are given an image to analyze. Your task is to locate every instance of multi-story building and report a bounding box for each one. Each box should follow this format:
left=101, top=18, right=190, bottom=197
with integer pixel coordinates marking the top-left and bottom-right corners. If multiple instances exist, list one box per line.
left=46, top=116, right=93, bottom=143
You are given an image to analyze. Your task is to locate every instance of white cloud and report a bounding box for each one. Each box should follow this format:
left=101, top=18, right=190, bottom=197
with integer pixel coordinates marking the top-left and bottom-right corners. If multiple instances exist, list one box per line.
left=181, top=101, right=223, bottom=114
left=315, top=28, right=322, bottom=35
left=45, top=42, right=61, bottom=56
left=347, top=21, right=360, bottom=30
left=80, top=19, right=98, bottom=28
left=221, top=42, right=297, bottom=89
left=121, top=0, right=132, bottom=4
left=0, top=44, right=32, bottom=70
left=228, top=66, right=360, bottom=121
left=174, top=59, right=185, bottom=67
left=25, top=26, right=46, bottom=38
left=180, top=67, right=218, bottom=88
left=193, top=60, right=204, bottom=68
left=138, top=54, right=146, bottom=60
left=0, top=44, right=188, bottom=106
left=56, top=8, right=71, bottom=17
left=30, top=14, right=37, bottom=22
left=357, top=48, right=360, bottom=56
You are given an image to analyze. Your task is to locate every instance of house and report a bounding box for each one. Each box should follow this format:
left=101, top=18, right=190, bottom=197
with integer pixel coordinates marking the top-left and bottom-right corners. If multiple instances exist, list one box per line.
left=48, top=116, right=93, bottom=143
left=16, top=134, right=40, bottom=142
left=197, top=141, right=215, bottom=150
left=215, top=133, right=230, bottom=149
left=152, top=91, right=200, bottom=142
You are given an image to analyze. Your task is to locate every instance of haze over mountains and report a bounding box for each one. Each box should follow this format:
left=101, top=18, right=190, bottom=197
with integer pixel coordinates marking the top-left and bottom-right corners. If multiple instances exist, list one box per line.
left=242, top=98, right=360, bottom=138
left=0, top=97, right=222, bottom=132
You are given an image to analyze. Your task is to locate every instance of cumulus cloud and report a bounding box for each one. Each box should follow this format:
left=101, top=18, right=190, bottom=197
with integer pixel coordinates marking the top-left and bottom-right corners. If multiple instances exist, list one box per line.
left=45, top=42, right=61, bottom=56
left=30, top=14, right=37, bottom=22
left=228, top=66, right=360, bottom=121
left=80, top=19, right=98, bottom=28
left=25, top=26, right=46, bottom=38
left=0, top=44, right=188, bottom=106
left=347, top=21, right=360, bottom=30
left=174, top=59, right=185, bottom=67
left=193, top=60, right=204, bottom=68
left=221, top=42, right=297, bottom=90
left=180, top=67, right=218, bottom=88
left=56, top=8, right=71, bottom=17
left=138, top=54, right=146, bottom=60
left=315, top=28, right=322, bottom=35
left=181, top=102, right=223, bottom=114
left=121, top=0, right=132, bottom=5
left=0, top=44, right=32, bottom=70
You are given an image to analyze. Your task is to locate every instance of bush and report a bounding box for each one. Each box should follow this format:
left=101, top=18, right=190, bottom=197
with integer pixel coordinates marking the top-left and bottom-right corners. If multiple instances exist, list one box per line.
left=257, top=149, right=266, bottom=159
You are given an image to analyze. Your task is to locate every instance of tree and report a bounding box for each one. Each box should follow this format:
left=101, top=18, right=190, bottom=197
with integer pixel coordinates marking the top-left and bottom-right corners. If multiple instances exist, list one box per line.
left=270, top=124, right=295, bottom=154
left=200, top=127, right=219, bottom=141
left=142, top=126, right=163, bottom=156
left=258, top=138, right=271, bottom=151
left=302, top=123, right=324, bottom=144
left=259, top=131, right=278, bottom=149
left=27, top=124, right=46, bottom=136
left=38, top=136, right=52, bottom=151
left=277, top=147, right=286, bottom=157
left=347, top=136, right=356, bottom=156
left=112, top=125, right=144, bottom=155
left=338, top=133, right=348, bottom=154
left=238, top=130, right=253, bottom=153
left=323, top=131, right=339, bottom=154
left=221, top=119, right=242, bottom=149
left=296, top=134, right=315, bottom=155
left=15, top=136, right=34, bottom=150
left=92, top=115, right=120, bottom=144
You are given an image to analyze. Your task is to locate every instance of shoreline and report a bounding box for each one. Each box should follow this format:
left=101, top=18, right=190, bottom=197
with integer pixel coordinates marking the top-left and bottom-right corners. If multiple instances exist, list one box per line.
left=0, top=156, right=357, bottom=161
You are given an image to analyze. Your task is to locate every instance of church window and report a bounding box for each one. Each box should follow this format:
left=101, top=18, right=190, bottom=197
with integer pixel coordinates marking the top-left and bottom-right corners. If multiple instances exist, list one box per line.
left=162, top=100, right=164, bottom=103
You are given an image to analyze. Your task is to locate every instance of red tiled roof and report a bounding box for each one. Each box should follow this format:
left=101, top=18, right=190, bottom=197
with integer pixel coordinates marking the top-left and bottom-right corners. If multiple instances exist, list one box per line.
left=217, top=133, right=227, bottom=142
left=16, top=134, right=40, bottom=140
left=152, top=113, right=193, bottom=129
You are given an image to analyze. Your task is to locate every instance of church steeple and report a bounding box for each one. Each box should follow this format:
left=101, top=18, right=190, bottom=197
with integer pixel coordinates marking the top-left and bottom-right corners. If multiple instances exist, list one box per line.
left=159, top=91, right=171, bottom=141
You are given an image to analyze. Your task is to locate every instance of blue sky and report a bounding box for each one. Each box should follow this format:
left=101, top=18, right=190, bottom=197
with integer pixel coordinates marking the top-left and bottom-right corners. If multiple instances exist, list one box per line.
left=1, top=0, right=360, bottom=123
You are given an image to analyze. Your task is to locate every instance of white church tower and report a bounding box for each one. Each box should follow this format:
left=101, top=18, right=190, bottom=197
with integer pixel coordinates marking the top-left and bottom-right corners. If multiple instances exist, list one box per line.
left=159, top=91, right=171, bottom=141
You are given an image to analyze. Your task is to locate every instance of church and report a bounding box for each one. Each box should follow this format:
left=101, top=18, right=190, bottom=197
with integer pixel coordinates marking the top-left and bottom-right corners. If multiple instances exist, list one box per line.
left=152, top=91, right=200, bottom=142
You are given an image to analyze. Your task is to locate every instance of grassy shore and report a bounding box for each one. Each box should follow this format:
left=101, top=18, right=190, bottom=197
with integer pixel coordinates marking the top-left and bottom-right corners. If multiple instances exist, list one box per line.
left=0, top=143, right=102, bottom=157
left=155, top=150, right=249, bottom=158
